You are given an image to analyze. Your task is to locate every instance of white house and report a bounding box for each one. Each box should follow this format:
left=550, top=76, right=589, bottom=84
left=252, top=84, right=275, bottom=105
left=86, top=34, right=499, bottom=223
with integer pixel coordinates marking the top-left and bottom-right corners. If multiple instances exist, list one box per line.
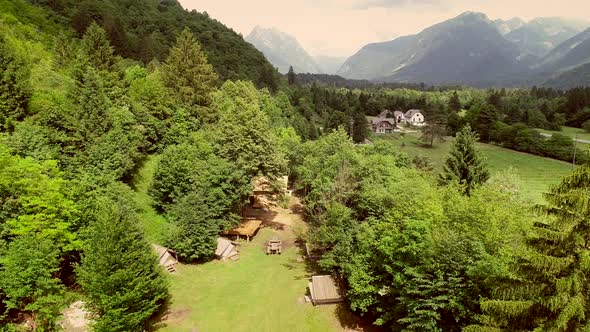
left=403, top=109, right=425, bottom=127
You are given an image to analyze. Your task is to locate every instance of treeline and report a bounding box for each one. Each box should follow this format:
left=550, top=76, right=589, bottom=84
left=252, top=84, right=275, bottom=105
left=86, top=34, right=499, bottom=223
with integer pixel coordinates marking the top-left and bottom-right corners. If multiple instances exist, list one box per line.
left=296, top=126, right=590, bottom=330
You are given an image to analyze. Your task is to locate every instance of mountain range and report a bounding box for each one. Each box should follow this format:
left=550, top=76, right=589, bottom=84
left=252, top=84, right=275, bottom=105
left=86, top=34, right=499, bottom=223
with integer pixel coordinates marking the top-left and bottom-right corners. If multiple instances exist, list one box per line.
left=245, top=26, right=322, bottom=74
left=243, top=12, right=590, bottom=88
left=336, top=12, right=590, bottom=88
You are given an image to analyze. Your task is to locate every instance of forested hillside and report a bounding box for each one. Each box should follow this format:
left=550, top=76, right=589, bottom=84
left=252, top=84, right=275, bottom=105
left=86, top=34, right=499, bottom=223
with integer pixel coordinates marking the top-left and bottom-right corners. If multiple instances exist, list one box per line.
left=27, top=0, right=280, bottom=89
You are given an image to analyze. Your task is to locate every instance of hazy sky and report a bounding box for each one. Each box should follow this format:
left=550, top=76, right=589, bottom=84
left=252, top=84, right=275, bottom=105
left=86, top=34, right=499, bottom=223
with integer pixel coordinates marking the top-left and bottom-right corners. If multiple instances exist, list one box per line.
left=179, top=0, right=590, bottom=57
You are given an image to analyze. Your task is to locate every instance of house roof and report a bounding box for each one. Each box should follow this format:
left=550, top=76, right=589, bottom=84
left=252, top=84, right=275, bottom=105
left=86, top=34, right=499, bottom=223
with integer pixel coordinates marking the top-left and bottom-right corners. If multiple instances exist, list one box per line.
left=310, top=275, right=342, bottom=302
left=372, top=118, right=395, bottom=125
left=378, top=110, right=392, bottom=118
left=393, top=111, right=404, bottom=118
left=405, top=109, right=422, bottom=118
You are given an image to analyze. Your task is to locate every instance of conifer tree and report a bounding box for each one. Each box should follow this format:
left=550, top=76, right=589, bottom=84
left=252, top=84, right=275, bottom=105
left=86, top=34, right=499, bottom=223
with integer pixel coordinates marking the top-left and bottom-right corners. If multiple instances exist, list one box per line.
left=76, top=197, right=168, bottom=332
left=287, top=65, right=296, bottom=85
left=352, top=109, right=369, bottom=143
left=439, top=125, right=489, bottom=196
left=79, top=22, right=115, bottom=72
left=0, top=36, right=31, bottom=131
left=467, top=164, right=590, bottom=331
left=162, top=27, right=218, bottom=108
left=448, top=91, right=461, bottom=112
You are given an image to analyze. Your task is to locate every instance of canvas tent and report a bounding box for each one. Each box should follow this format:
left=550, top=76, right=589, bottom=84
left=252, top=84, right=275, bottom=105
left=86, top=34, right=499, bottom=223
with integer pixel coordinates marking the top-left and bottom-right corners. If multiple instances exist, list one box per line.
left=308, top=275, right=343, bottom=305
left=215, top=237, right=239, bottom=261
left=152, top=244, right=178, bottom=273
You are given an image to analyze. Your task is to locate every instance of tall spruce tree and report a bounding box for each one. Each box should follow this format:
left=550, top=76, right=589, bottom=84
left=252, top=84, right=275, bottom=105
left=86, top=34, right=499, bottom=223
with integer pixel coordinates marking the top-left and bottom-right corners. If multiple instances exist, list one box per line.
left=467, top=164, right=590, bottom=331
left=0, top=35, right=31, bottom=131
left=287, top=66, right=296, bottom=85
left=352, top=109, right=368, bottom=143
left=439, top=125, right=489, bottom=196
left=448, top=91, right=461, bottom=112
left=79, top=22, right=115, bottom=72
left=162, top=27, right=218, bottom=108
left=76, top=197, right=168, bottom=332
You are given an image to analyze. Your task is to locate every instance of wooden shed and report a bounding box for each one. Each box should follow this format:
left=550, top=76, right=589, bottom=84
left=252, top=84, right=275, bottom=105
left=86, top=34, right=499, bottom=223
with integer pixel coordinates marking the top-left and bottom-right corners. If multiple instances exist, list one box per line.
left=152, top=244, right=178, bottom=273
left=223, top=219, right=262, bottom=241
left=308, top=275, right=343, bottom=305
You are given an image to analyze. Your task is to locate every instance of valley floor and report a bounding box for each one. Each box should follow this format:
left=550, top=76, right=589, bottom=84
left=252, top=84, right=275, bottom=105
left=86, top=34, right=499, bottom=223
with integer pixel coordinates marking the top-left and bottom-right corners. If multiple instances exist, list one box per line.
left=372, top=132, right=575, bottom=203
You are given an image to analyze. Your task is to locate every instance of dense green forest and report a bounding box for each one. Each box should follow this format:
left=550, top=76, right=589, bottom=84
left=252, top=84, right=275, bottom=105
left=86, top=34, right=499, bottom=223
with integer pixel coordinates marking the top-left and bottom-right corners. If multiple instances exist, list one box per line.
left=1, top=0, right=590, bottom=331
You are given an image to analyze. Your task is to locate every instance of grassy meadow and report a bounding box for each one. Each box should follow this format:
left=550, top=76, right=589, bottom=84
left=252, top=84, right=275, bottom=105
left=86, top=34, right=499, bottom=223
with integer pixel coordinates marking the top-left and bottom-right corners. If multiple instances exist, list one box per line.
left=536, top=126, right=590, bottom=142
left=372, top=132, right=574, bottom=203
left=156, top=228, right=357, bottom=332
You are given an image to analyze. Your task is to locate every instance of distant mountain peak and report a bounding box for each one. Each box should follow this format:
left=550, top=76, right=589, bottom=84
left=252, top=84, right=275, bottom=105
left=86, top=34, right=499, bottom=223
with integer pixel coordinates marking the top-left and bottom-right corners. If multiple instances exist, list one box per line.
left=245, top=26, right=322, bottom=74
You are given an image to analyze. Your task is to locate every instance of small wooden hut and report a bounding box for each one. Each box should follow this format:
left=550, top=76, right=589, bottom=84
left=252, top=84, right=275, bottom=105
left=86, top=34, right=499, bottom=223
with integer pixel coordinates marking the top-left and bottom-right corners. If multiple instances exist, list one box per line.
left=152, top=244, right=178, bottom=273
left=223, top=219, right=262, bottom=242
left=308, top=275, right=343, bottom=305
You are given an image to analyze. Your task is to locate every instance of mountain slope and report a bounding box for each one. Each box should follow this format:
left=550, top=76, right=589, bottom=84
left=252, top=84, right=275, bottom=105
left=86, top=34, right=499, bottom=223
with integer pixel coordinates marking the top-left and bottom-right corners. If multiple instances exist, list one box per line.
left=537, top=27, right=590, bottom=71
left=245, top=26, right=321, bottom=74
left=338, top=12, right=528, bottom=86
left=504, top=17, right=587, bottom=57
left=543, top=62, right=590, bottom=89
left=28, top=0, right=278, bottom=86
left=494, top=17, right=525, bottom=35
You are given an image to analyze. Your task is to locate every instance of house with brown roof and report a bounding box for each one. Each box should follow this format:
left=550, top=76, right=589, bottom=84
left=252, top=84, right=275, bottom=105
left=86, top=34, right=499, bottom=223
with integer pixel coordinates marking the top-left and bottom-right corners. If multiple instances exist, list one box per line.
left=371, top=110, right=398, bottom=134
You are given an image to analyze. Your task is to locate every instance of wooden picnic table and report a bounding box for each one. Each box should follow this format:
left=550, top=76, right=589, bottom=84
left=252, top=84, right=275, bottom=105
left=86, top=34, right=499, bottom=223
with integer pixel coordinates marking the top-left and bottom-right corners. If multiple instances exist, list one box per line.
left=266, top=239, right=282, bottom=255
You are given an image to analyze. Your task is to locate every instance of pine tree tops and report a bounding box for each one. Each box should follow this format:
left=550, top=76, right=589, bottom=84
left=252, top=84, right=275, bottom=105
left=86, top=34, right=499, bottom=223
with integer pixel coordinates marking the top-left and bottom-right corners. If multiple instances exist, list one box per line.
left=439, top=125, right=490, bottom=196
left=162, top=27, right=218, bottom=108
left=468, top=164, right=590, bottom=331
left=448, top=91, right=461, bottom=112
left=0, top=35, right=31, bottom=130
left=80, top=22, right=115, bottom=72
left=287, top=65, right=296, bottom=85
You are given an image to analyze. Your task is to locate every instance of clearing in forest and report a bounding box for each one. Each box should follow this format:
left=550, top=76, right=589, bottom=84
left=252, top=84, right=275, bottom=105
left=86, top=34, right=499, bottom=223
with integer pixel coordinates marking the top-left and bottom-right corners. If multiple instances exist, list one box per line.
left=152, top=197, right=376, bottom=332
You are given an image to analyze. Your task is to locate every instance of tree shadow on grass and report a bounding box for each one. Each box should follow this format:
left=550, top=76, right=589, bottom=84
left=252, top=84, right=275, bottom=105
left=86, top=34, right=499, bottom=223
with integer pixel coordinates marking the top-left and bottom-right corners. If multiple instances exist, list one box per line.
left=148, top=297, right=196, bottom=331
left=335, top=304, right=387, bottom=332
left=242, top=206, right=284, bottom=231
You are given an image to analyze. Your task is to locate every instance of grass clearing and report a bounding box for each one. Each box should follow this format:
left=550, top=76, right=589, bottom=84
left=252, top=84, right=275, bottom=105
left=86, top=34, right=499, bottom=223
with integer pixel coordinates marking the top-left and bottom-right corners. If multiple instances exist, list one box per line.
left=157, top=228, right=348, bottom=332
left=130, top=157, right=371, bottom=332
left=132, top=155, right=169, bottom=244
left=372, top=132, right=574, bottom=203
left=536, top=126, right=590, bottom=143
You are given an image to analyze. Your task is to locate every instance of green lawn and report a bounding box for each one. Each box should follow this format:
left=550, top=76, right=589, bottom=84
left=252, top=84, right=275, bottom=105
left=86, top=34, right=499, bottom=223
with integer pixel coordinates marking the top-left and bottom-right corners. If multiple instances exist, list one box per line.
left=131, top=155, right=169, bottom=244
left=536, top=126, right=590, bottom=142
left=373, top=133, right=574, bottom=203
left=156, top=228, right=356, bottom=332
